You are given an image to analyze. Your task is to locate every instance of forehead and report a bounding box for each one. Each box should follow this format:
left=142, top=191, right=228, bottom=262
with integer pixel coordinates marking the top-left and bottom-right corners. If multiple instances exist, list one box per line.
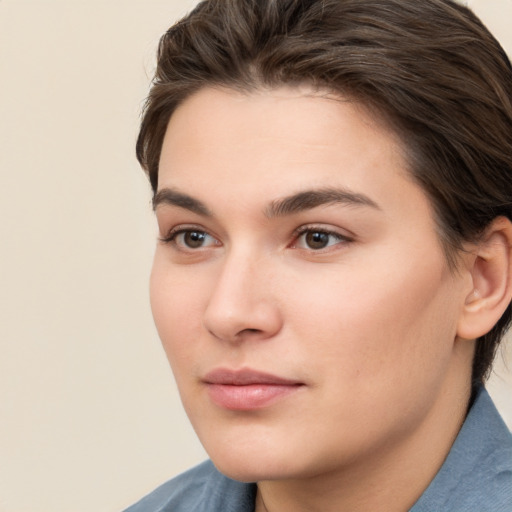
left=159, top=85, right=409, bottom=192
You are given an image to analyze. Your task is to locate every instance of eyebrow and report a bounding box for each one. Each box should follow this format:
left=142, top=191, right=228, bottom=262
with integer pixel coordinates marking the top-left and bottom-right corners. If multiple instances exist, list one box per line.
left=153, top=188, right=212, bottom=216
left=152, top=186, right=380, bottom=218
left=265, top=187, right=381, bottom=217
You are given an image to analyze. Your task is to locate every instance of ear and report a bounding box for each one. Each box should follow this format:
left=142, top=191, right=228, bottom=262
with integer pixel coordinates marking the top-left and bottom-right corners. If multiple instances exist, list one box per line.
left=457, top=217, right=512, bottom=340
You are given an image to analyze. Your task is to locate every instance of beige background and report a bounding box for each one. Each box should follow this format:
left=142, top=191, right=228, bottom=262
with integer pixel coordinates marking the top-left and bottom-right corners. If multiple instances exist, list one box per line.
left=1, top=1, right=511, bottom=511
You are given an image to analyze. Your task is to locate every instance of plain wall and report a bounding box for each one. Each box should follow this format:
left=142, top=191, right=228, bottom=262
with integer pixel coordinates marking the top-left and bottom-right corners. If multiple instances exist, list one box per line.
left=1, top=1, right=511, bottom=511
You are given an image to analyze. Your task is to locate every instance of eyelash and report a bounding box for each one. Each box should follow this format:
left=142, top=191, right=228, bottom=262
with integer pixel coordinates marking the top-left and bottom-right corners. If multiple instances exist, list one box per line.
left=159, top=225, right=353, bottom=252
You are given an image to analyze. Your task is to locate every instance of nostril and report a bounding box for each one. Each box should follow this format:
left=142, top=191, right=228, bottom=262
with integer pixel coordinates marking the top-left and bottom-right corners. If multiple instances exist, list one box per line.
left=237, top=328, right=265, bottom=337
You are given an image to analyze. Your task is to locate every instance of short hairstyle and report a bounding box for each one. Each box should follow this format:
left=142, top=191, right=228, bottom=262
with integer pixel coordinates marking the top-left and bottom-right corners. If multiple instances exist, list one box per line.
left=137, top=0, right=512, bottom=384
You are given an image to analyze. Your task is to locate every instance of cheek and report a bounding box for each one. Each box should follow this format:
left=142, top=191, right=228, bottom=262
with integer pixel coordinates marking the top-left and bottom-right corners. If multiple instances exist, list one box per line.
left=149, top=256, right=207, bottom=370
left=276, top=256, right=462, bottom=454
left=289, top=254, right=460, bottom=388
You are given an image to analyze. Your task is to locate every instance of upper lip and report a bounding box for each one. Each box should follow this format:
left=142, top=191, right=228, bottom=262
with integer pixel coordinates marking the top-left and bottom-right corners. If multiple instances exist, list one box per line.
left=203, top=368, right=303, bottom=386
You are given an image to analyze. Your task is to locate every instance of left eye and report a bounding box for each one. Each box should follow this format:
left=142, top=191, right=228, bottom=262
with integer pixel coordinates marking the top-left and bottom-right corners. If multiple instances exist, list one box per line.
left=294, top=230, right=347, bottom=250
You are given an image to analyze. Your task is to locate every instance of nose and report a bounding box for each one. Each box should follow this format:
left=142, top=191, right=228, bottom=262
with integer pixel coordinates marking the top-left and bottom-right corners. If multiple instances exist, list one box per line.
left=203, top=251, right=283, bottom=343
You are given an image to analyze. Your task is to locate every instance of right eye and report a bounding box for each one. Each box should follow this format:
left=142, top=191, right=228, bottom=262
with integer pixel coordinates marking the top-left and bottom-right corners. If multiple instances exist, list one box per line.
left=161, top=229, right=219, bottom=250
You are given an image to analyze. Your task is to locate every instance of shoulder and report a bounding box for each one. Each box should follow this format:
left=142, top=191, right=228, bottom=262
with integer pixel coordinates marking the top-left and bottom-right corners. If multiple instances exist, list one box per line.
left=411, top=386, right=512, bottom=511
left=122, top=460, right=256, bottom=512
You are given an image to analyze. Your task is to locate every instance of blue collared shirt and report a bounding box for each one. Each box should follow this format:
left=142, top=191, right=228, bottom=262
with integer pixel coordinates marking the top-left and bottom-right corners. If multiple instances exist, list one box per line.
left=410, top=386, right=512, bottom=511
left=124, top=387, right=512, bottom=511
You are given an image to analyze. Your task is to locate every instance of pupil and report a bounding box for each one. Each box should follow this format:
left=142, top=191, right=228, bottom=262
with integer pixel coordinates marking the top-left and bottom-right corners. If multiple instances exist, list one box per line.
left=306, top=231, right=329, bottom=249
left=185, top=231, right=205, bottom=248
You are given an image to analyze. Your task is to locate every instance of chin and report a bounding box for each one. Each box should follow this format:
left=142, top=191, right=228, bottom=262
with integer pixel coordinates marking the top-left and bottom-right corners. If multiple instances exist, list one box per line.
left=205, top=444, right=296, bottom=482
left=213, top=463, right=262, bottom=483
left=213, top=460, right=293, bottom=483
left=208, top=440, right=330, bottom=484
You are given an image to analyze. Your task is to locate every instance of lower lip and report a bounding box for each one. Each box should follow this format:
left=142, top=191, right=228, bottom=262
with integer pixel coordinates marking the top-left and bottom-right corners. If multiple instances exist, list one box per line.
left=206, top=383, right=302, bottom=410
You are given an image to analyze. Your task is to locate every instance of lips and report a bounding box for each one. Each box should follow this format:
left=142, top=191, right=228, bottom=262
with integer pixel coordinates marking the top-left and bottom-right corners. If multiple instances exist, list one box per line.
left=203, top=368, right=304, bottom=410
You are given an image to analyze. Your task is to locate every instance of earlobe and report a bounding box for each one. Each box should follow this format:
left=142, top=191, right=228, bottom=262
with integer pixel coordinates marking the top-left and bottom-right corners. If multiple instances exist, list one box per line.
left=457, top=217, right=512, bottom=340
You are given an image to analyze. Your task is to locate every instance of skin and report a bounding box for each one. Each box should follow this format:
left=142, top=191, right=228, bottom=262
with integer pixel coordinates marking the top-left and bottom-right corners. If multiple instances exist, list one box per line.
left=150, top=86, right=477, bottom=511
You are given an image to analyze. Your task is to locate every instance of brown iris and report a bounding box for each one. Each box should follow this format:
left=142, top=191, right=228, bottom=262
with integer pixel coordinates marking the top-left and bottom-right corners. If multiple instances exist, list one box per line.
left=183, top=231, right=207, bottom=248
left=304, top=231, right=330, bottom=249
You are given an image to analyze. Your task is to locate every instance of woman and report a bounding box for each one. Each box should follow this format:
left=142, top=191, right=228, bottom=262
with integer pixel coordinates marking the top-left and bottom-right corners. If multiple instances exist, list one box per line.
left=125, top=0, right=512, bottom=510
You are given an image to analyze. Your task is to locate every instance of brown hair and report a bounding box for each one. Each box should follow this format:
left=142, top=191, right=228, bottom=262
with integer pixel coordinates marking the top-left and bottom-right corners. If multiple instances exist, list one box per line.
left=137, top=0, right=512, bottom=383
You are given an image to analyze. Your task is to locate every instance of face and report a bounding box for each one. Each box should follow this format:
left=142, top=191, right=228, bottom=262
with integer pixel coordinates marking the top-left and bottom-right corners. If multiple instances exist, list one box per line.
left=150, top=86, right=472, bottom=483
